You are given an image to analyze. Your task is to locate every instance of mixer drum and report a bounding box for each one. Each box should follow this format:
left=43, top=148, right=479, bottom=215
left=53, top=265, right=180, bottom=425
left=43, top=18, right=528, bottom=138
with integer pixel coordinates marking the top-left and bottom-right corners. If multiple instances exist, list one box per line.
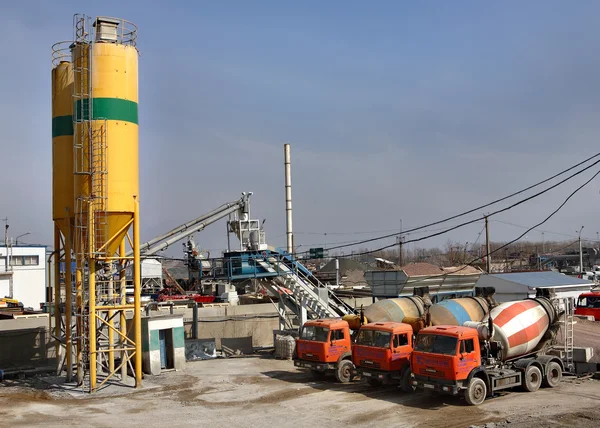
left=487, top=298, right=554, bottom=360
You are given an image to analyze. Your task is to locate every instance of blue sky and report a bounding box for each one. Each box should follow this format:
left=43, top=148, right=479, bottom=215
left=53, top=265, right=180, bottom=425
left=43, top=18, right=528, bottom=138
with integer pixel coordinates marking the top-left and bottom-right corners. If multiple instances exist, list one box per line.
left=2, top=1, right=600, bottom=256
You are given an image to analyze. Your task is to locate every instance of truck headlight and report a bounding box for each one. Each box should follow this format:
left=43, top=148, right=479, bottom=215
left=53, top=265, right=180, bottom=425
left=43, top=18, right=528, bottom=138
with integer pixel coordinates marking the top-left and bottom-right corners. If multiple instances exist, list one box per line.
left=412, top=381, right=418, bottom=386
left=442, top=386, right=449, bottom=392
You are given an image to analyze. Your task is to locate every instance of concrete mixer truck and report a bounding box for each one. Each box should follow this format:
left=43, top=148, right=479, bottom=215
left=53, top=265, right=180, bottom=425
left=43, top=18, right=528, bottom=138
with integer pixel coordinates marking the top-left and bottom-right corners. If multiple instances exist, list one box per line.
left=294, top=287, right=497, bottom=384
left=352, top=289, right=497, bottom=391
left=293, top=313, right=367, bottom=383
left=410, top=295, right=564, bottom=405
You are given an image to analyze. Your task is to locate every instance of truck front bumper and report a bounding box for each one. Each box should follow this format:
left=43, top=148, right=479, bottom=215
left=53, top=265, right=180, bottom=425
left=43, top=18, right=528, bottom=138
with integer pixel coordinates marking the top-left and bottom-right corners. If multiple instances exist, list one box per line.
left=352, top=367, right=395, bottom=382
left=293, top=360, right=335, bottom=371
left=412, top=378, right=461, bottom=395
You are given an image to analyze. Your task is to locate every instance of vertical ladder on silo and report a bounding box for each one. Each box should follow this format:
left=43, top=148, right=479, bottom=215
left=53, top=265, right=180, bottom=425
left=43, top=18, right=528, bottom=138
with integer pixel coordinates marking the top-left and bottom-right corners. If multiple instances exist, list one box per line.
left=72, top=14, right=92, bottom=265
left=563, top=297, right=575, bottom=372
left=72, top=14, right=94, bottom=386
left=90, top=119, right=109, bottom=260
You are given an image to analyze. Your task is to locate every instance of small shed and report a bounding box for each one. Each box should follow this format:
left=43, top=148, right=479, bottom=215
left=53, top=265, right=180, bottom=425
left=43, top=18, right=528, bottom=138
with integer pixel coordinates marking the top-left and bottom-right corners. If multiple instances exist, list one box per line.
left=139, top=314, right=186, bottom=375
left=475, top=271, right=593, bottom=303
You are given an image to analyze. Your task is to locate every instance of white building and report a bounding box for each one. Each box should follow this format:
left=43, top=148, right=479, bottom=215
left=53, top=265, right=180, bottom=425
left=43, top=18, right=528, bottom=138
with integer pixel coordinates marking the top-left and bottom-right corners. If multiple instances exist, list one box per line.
left=475, top=271, right=593, bottom=304
left=0, top=245, right=47, bottom=309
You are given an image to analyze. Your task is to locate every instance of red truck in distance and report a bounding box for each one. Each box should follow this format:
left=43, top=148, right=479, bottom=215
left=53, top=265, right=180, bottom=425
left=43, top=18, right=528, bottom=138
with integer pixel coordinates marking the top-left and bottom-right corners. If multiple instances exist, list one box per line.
left=575, top=290, right=600, bottom=321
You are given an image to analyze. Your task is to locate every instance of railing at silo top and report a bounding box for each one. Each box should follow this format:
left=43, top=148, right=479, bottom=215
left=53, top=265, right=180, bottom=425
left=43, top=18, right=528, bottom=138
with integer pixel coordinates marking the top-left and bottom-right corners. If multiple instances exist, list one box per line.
left=51, top=41, right=73, bottom=67
left=93, top=16, right=138, bottom=47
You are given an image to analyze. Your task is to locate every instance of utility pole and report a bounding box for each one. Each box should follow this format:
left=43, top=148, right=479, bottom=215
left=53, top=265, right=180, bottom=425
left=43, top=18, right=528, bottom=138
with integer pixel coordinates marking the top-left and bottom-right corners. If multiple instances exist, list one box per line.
left=2, top=218, right=8, bottom=245
left=485, top=216, right=491, bottom=273
left=578, top=226, right=584, bottom=274
left=397, top=219, right=403, bottom=267
left=542, top=231, right=545, bottom=254
left=397, top=236, right=404, bottom=267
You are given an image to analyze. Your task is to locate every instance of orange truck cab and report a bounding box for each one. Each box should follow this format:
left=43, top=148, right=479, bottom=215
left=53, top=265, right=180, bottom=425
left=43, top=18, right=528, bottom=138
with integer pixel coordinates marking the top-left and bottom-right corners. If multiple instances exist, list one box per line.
left=575, top=291, right=600, bottom=321
left=351, top=322, right=414, bottom=391
left=410, top=325, right=563, bottom=405
left=294, top=318, right=355, bottom=383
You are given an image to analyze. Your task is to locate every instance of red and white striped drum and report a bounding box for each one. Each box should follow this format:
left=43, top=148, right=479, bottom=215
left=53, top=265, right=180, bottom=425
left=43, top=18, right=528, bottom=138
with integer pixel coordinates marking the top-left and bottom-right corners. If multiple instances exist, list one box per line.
left=488, top=298, right=556, bottom=360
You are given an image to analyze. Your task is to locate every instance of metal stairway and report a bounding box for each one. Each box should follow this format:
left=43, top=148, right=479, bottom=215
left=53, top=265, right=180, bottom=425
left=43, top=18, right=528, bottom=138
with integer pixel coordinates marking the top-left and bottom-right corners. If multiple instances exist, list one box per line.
left=255, top=255, right=354, bottom=325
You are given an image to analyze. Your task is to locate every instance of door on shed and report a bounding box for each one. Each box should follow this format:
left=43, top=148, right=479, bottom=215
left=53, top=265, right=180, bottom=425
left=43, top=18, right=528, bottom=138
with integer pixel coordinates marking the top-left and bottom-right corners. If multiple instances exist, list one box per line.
left=159, top=329, right=167, bottom=369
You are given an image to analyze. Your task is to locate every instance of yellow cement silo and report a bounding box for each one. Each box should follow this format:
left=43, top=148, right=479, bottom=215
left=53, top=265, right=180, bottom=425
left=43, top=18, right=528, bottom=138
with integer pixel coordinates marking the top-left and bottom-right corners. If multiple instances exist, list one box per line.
left=72, top=18, right=139, bottom=257
left=51, top=59, right=74, bottom=235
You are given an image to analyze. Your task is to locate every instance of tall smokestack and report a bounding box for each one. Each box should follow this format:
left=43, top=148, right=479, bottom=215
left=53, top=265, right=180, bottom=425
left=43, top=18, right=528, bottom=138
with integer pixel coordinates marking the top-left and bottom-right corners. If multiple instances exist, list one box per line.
left=284, top=144, right=293, bottom=254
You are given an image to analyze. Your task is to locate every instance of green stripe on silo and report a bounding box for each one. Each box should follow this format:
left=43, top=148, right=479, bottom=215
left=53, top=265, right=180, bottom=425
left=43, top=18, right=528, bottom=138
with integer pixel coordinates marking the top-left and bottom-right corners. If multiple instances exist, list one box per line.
left=74, top=98, right=138, bottom=124
left=52, top=115, right=74, bottom=137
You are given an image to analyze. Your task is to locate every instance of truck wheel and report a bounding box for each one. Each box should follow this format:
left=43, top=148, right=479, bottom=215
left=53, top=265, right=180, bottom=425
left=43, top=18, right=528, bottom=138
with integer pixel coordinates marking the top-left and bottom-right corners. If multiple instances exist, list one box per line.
left=522, top=365, right=542, bottom=392
left=542, top=362, right=562, bottom=388
left=464, top=378, right=487, bottom=406
left=335, top=360, right=354, bottom=383
left=400, top=368, right=415, bottom=393
left=367, top=378, right=382, bottom=387
left=311, top=370, right=327, bottom=380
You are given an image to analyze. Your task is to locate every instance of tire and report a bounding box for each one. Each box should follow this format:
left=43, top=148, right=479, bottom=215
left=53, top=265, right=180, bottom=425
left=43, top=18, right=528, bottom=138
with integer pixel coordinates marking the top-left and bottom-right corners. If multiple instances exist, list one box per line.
left=400, top=368, right=415, bottom=393
left=542, top=362, right=562, bottom=388
left=367, top=378, right=382, bottom=387
left=335, top=359, right=354, bottom=383
left=464, top=377, right=487, bottom=406
left=522, top=365, right=542, bottom=392
left=311, top=370, right=327, bottom=380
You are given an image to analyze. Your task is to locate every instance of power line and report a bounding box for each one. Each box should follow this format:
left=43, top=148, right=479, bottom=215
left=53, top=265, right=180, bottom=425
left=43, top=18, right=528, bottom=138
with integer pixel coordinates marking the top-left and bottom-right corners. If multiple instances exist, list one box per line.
left=328, top=166, right=600, bottom=260
left=293, top=222, right=484, bottom=250
left=297, top=156, right=600, bottom=256
left=491, top=219, right=597, bottom=241
left=382, top=167, right=600, bottom=282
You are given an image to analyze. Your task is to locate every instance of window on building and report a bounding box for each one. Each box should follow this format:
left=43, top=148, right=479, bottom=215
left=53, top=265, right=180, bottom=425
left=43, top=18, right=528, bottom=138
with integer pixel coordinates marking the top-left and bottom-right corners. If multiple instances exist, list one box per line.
left=9, top=255, right=39, bottom=266
left=24, top=256, right=39, bottom=265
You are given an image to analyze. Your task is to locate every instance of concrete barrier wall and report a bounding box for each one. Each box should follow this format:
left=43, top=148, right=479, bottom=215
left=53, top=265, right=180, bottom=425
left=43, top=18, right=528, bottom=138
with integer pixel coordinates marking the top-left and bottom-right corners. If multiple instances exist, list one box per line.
left=184, top=316, right=280, bottom=349
left=145, top=303, right=285, bottom=350
left=0, top=318, right=54, bottom=370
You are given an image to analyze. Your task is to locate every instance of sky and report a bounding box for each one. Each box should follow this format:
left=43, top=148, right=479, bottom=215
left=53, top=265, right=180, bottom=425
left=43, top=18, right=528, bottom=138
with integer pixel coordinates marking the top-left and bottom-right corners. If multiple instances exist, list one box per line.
left=2, top=1, right=600, bottom=258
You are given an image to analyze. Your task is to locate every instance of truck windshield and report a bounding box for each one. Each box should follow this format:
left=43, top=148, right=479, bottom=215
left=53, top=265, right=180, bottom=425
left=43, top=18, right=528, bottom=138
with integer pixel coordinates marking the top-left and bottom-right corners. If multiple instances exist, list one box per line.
left=578, top=297, right=600, bottom=308
left=414, top=334, right=458, bottom=355
left=355, top=329, right=392, bottom=348
left=301, top=326, right=329, bottom=342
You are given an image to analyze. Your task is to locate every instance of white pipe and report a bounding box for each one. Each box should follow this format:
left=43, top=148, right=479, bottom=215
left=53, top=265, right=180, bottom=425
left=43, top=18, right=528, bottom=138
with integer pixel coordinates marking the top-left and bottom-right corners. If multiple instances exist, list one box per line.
left=284, top=144, right=293, bottom=254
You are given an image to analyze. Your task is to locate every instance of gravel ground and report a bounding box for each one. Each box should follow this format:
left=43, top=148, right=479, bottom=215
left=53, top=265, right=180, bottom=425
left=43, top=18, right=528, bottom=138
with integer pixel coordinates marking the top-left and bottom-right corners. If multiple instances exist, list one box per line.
left=0, top=357, right=599, bottom=428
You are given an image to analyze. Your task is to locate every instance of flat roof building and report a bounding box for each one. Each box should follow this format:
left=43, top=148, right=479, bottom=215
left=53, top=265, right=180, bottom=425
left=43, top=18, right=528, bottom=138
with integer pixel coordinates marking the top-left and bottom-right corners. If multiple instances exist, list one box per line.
left=475, top=271, right=593, bottom=304
left=0, top=244, right=47, bottom=309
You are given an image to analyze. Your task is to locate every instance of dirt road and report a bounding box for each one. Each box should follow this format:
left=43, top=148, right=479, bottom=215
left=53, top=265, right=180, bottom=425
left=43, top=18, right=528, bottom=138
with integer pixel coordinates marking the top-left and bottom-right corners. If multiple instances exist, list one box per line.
left=0, top=358, right=599, bottom=428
